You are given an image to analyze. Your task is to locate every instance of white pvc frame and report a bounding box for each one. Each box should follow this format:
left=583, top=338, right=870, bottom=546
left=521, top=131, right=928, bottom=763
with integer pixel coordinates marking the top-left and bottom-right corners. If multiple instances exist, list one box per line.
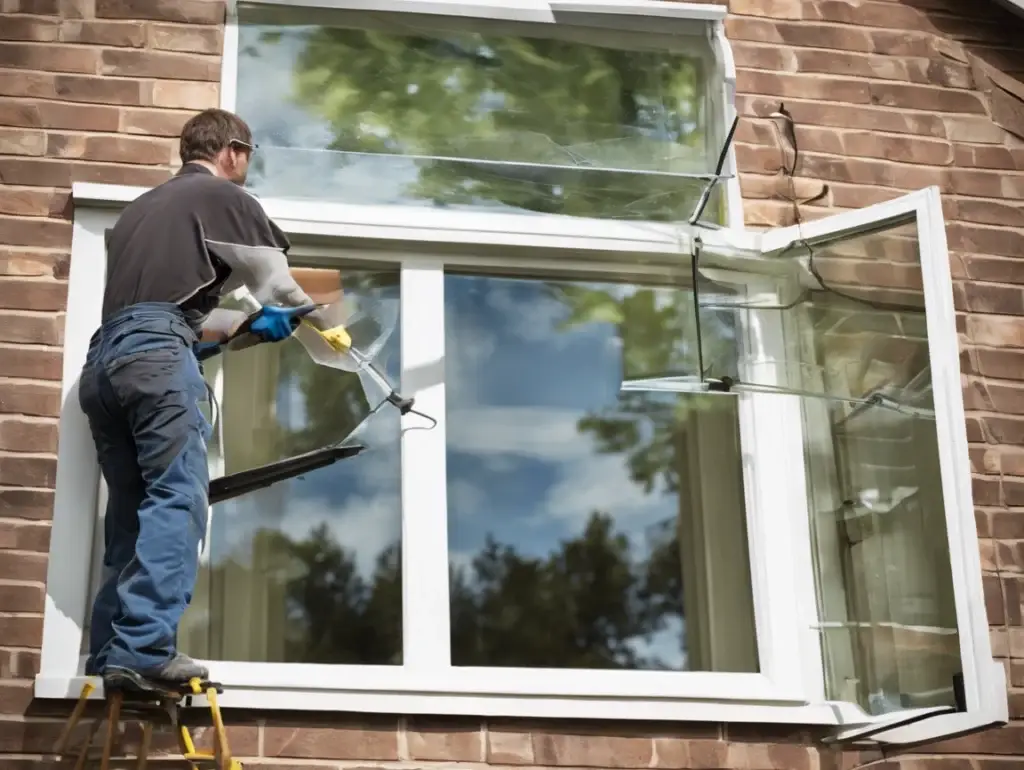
left=33, top=0, right=1006, bottom=743
left=37, top=182, right=1006, bottom=742
left=39, top=183, right=816, bottom=720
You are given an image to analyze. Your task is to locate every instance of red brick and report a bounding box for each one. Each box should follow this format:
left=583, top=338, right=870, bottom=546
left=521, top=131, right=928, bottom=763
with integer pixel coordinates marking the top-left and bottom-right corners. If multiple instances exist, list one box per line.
left=0, top=348, right=61, bottom=381
left=0, top=312, right=63, bottom=345
left=967, top=316, right=1024, bottom=348
left=0, top=682, right=35, bottom=714
left=408, top=718, right=483, bottom=761
left=737, top=70, right=872, bottom=104
left=0, top=250, right=68, bottom=280
left=0, top=615, right=41, bottom=648
left=532, top=732, right=655, bottom=767
left=53, top=74, right=145, bottom=106
left=0, top=417, right=57, bottom=453
left=973, top=348, right=1024, bottom=380
left=263, top=720, right=400, bottom=760
left=0, top=456, right=56, bottom=488
left=0, top=718, right=92, bottom=753
left=0, top=16, right=60, bottom=42
left=1, top=0, right=61, bottom=12
left=0, top=488, right=54, bottom=521
left=0, top=649, right=40, bottom=679
left=949, top=223, right=1024, bottom=259
left=0, top=126, right=45, bottom=156
left=0, top=158, right=68, bottom=189
left=0, top=98, right=120, bottom=132
left=0, top=42, right=97, bottom=74
left=0, top=218, right=70, bottom=251
left=47, top=133, right=172, bottom=165
left=984, top=572, right=1006, bottom=623
left=867, top=81, right=987, bottom=113
left=71, top=162, right=171, bottom=187
left=147, top=23, right=222, bottom=54
left=0, top=583, right=43, bottom=613
left=100, top=48, right=220, bottom=81
left=0, top=189, right=64, bottom=218
left=488, top=725, right=535, bottom=764
left=726, top=17, right=875, bottom=52
left=150, top=80, right=218, bottom=110
left=120, top=107, right=193, bottom=137
left=0, top=549, right=47, bottom=581
left=60, top=20, right=145, bottom=47
left=1006, top=478, right=1024, bottom=507
left=0, top=69, right=55, bottom=99
left=963, top=284, right=1024, bottom=315
left=95, top=0, right=225, bottom=24
left=964, top=256, right=1024, bottom=284
left=0, top=278, right=66, bottom=312
left=0, top=521, right=49, bottom=552
left=0, top=381, right=61, bottom=418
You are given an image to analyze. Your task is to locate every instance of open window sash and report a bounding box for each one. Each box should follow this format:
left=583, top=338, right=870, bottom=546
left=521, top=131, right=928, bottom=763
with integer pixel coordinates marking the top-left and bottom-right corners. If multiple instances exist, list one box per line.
left=623, top=188, right=1007, bottom=745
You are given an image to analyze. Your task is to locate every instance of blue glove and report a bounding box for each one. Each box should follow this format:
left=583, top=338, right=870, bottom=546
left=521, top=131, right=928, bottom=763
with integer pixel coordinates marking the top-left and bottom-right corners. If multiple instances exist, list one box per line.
left=248, top=304, right=311, bottom=343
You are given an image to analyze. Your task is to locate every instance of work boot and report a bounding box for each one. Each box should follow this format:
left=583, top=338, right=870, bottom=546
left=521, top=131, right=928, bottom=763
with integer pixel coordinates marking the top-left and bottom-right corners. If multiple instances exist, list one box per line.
left=104, top=653, right=210, bottom=691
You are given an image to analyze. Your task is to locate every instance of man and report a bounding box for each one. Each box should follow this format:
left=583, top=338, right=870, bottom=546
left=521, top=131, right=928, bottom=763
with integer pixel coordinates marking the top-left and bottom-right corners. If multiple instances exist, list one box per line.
left=80, top=108, right=318, bottom=688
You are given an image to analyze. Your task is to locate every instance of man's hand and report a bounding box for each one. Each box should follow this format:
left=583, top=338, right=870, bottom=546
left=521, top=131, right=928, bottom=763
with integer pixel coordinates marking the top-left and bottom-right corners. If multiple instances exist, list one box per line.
left=248, top=304, right=317, bottom=343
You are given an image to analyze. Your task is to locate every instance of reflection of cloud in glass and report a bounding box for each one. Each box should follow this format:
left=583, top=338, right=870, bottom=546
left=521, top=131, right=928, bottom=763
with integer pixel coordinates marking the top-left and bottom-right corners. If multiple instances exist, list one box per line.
left=445, top=274, right=702, bottom=671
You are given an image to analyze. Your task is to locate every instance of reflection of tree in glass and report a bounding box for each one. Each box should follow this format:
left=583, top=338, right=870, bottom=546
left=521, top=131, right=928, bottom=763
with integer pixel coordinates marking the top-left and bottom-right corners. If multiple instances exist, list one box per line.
left=549, top=281, right=737, bottom=492
left=243, top=275, right=735, bottom=668
left=266, top=23, right=711, bottom=220
left=206, top=511, right=684, bottom=668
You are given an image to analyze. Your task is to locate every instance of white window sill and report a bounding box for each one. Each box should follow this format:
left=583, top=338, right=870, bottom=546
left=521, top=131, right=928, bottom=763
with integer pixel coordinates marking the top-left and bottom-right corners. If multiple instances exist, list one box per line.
left=36, top=674, right=851, bottom=724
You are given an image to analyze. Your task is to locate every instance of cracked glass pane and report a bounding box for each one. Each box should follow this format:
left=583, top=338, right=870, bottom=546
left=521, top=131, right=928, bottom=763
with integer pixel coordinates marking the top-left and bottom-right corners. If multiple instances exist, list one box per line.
left=235, top=3, right=724, bottom=222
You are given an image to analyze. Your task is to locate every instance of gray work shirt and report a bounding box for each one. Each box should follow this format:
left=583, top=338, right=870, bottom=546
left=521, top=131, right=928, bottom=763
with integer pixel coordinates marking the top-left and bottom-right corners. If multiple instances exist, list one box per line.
left=102, top=163, right=291, bottom=334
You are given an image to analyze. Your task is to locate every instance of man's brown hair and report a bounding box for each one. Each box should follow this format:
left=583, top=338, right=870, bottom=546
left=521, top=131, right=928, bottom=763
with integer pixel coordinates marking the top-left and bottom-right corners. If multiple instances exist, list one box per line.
left=179, top=108, right=253, bottom=164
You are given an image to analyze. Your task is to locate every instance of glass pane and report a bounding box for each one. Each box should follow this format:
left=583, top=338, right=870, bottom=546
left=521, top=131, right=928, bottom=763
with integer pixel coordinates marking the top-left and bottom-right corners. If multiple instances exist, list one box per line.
left=757, top=221, right=960, bottom=715
left=179, top=266, right=403, bottom=664
left=236, top=3, right=723, bottom=222
left=444, top=271, right=758, bottom=672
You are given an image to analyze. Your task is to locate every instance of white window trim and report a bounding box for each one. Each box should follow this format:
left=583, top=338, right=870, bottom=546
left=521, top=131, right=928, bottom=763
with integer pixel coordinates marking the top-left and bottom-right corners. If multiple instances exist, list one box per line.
left=37, top=182, right=1006, bottom=742
left=34, top=0, right=1005, bottom=744
left=41, top=185, right=812, bottom=709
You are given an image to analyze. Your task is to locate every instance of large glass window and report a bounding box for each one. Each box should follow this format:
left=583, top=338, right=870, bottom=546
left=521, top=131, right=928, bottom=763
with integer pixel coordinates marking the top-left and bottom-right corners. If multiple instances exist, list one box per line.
left=443, top=270, right=758, bottom=672
left=235, top=2, right=724, bottom=221
left=178, top=265, right=404, bottom=665
left=52, top=179, right=1002, bottom=740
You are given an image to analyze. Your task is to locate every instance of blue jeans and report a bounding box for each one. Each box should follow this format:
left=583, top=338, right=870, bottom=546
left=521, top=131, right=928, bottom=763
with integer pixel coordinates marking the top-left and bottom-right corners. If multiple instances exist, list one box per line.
left=79, top=302, right=212, bottom=674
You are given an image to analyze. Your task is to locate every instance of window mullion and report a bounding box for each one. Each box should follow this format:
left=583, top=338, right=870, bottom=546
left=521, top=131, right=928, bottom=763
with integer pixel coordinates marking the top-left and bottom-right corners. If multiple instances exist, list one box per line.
left=399, top=260, right=453, bottom=670
left=735, top=282, right=824, bottom=702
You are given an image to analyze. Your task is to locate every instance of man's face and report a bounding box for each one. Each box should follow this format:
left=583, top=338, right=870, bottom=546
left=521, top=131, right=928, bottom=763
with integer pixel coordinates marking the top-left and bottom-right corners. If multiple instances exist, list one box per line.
left=215, top=140, right=253, bottom=185
left=225, top=144, right=251, bottom=185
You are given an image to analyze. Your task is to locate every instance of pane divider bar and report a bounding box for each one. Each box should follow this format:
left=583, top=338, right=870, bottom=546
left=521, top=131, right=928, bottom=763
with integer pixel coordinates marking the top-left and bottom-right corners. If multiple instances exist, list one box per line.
left=399, top=260, right=453, bottom=670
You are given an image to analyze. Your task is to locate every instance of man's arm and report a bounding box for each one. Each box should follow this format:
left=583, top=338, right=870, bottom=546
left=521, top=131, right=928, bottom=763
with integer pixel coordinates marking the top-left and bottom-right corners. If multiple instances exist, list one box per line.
left=201, top=187, right=318, bottom=310
left=199, top=307, right=249, bottom=343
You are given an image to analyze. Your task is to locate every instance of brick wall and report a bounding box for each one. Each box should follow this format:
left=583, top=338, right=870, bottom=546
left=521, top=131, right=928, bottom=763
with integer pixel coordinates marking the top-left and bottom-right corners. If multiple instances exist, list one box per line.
left=1, top=0, right=1024, bottom=768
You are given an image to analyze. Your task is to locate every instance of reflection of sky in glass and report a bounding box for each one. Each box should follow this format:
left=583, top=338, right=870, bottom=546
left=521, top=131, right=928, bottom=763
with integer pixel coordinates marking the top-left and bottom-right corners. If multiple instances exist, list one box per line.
left=191, top=273, right=751, bottom=668
left=445, top=275, right=700, bottom=670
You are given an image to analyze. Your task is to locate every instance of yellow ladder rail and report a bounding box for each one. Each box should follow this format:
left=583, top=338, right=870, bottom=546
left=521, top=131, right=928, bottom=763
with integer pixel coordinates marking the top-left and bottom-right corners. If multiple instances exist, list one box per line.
left=54, top=676, right=242, bottom=770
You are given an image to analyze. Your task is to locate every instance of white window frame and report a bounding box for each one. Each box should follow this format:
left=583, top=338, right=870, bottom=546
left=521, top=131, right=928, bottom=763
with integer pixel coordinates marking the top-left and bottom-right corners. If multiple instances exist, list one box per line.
left=34, top=0, right=1006, bottom=746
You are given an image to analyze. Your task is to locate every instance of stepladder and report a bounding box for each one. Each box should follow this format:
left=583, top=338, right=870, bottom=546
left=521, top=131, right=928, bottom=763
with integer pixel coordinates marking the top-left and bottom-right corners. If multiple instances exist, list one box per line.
left=54, top=675, right=241, bottom=770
